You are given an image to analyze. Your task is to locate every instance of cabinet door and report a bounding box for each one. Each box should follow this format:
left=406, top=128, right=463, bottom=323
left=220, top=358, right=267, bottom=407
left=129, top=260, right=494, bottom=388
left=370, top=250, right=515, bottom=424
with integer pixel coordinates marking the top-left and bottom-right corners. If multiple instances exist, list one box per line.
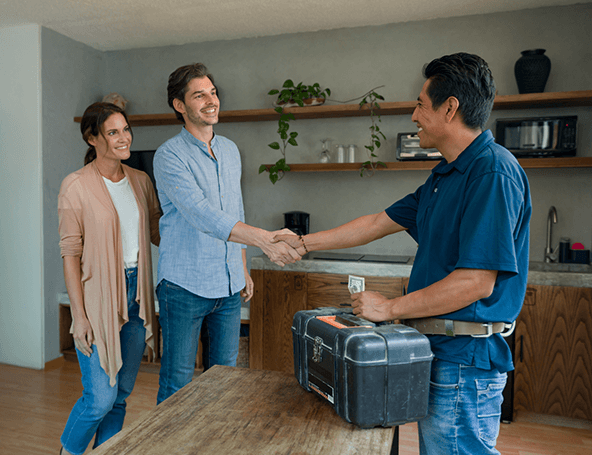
left=514, top=285, right=592, bottom=420
left=250, top=270, right=307, bottom=373
left=307, top=273, right=403, bottom=309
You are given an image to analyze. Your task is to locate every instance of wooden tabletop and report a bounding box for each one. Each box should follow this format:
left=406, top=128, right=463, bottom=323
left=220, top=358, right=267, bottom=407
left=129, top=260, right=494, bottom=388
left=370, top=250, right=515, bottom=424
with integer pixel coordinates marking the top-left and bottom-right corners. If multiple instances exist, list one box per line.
left=91, top=365, right=395, bottom=454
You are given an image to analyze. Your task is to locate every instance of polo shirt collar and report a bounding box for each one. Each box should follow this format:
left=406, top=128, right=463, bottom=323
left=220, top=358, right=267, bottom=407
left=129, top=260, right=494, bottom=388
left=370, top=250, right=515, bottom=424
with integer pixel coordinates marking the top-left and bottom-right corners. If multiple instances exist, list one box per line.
left=432, top=130, right=494, bottom=175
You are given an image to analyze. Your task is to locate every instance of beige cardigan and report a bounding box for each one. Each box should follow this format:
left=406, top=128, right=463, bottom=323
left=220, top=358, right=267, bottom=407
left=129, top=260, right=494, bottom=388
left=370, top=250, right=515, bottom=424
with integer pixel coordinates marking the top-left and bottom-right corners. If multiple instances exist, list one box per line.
left=58, top=161, right=161, bottom=386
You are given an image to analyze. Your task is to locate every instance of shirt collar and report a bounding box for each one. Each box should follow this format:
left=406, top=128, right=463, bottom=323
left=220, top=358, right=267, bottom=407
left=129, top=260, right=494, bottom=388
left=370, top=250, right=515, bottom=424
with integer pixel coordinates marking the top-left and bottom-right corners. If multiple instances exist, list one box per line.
left=432, top=130, right=494, bottom=176
left=180, top=126, right=218, bottom=153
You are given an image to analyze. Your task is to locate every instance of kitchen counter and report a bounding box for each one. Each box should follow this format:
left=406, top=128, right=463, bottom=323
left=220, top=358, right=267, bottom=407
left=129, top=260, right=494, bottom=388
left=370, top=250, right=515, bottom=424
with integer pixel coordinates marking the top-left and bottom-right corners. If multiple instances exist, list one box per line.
left=251, top=254, right=592, bottom=288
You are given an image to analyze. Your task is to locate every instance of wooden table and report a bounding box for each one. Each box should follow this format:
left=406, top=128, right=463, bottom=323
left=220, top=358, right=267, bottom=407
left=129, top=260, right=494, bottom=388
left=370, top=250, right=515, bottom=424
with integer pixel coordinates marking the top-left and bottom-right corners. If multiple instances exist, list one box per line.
left=92, top=365, right=396, bottom=454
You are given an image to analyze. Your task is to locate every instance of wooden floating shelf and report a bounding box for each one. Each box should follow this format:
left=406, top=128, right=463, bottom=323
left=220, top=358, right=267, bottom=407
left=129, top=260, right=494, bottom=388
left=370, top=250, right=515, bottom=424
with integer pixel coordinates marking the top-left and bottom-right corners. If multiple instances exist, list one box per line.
left=74, top=90, right=592, bottom=127
left=264, top=157, right=592, bottom=173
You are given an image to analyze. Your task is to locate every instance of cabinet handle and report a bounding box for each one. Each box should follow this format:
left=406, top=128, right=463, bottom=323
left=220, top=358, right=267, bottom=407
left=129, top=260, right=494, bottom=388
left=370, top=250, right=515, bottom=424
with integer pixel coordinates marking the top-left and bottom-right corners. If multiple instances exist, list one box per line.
left=340, top=281, right=348, bottom=285
left=519, top=335, right=523, bottom=363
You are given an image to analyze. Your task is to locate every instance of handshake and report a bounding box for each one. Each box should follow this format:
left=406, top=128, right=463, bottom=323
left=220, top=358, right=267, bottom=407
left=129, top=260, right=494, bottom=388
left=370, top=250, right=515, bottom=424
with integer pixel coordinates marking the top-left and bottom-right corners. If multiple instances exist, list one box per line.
left=260, top=229, right=309, bottom=267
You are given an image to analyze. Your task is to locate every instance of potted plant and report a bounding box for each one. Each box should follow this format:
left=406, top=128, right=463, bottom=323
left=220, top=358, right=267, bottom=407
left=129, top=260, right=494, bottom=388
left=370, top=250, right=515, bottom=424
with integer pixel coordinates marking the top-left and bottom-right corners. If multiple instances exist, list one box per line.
left=259, top=80, right=331, bottom=184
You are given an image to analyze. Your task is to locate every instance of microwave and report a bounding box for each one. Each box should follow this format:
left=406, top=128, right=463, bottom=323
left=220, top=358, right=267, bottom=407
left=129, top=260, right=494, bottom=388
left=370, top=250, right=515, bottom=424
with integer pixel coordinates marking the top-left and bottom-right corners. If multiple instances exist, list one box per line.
left=494, top=116, right=577, bottom=157
left=396, top=133, right=443, bottom=161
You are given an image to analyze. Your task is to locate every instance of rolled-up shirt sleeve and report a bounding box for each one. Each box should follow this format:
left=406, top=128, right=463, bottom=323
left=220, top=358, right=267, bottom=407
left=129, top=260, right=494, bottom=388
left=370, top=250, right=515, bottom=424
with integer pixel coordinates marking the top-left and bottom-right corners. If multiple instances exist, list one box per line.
left=154, top=147, right=239, bottom=242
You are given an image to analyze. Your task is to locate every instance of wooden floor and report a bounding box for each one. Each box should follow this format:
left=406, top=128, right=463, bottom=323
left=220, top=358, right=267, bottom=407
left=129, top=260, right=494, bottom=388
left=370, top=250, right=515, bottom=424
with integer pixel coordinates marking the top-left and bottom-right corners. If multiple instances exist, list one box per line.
left=1, top=358, right=591, bottom=455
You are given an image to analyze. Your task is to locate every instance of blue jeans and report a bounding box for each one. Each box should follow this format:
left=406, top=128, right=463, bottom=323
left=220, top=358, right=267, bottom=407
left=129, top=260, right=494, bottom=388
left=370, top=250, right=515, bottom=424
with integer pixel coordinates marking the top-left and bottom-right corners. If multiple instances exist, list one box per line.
left=417, top=358, right=507, bottom=455
left=61, top=268, right=146, bottom=455
left=156, top=279, right=241, bottom=404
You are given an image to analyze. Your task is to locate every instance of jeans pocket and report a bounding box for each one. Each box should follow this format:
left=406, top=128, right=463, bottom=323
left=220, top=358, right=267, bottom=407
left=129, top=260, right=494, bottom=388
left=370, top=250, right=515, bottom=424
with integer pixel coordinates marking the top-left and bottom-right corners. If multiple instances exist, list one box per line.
left=476, top=376, right=506, bottom=447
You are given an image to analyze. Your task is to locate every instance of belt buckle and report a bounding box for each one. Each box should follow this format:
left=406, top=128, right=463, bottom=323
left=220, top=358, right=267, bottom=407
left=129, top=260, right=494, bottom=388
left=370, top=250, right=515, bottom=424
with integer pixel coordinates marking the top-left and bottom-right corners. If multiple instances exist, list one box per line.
left=471, top=323, right=493, bottom=338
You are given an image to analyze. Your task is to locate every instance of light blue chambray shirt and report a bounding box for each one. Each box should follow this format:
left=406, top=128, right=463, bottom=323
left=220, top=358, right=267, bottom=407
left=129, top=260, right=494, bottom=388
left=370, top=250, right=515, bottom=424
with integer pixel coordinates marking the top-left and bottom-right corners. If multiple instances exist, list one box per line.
left=153, top=127, right=246, bottom=298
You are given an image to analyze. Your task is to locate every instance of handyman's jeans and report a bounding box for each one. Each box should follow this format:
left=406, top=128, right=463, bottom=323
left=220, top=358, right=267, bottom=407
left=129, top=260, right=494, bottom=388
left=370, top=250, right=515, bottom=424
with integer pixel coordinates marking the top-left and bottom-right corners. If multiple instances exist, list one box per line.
left=60, top=268, right=146, bottom=455
left=418, top=358, right=507, bottom=455
left=156, top=279, right=241, bottom=404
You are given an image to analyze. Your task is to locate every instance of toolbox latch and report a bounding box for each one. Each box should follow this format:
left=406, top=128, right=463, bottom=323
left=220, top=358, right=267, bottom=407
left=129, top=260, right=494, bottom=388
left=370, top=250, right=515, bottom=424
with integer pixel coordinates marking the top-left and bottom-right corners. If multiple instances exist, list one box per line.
left=312, top=336, right=323, bottom=363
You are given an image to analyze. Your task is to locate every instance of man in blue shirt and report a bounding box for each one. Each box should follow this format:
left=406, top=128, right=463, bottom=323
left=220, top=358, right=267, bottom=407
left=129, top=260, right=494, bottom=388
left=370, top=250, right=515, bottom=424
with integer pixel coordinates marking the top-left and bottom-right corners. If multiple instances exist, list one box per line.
left=154, top=63, right=300, bottom=404
left=276, top=53, right=531, bottom=454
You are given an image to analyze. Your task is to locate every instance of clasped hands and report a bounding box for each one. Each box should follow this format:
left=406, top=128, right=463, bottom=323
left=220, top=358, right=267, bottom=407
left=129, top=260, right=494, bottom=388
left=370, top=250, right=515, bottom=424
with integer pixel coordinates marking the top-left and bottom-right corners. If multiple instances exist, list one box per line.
left=259, top=229, right=308, bottom=267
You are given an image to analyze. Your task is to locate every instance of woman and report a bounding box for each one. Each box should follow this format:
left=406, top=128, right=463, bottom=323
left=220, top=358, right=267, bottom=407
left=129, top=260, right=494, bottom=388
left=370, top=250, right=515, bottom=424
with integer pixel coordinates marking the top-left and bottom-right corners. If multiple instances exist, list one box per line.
left=58, top=102, right=161, bottom=455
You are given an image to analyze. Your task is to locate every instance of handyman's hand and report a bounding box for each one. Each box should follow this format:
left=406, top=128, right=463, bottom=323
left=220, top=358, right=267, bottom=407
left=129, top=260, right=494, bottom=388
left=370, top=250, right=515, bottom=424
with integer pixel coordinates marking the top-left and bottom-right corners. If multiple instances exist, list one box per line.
left=72, top=317, right=94, bottom=357
left=351, top=291, right=394, bottom=322
left=272, top=230, right=307, bottom=256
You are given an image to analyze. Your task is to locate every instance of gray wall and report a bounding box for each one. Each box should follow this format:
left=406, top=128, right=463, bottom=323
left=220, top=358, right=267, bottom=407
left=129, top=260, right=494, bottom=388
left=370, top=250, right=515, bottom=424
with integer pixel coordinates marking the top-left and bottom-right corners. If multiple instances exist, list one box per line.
left=41, top=28, right=105, bottom=361
left=101, top=3, right=592, bottom=263
left=0, top=25, right=44, bottom=368
left=39, top=3, right=592, bottom=362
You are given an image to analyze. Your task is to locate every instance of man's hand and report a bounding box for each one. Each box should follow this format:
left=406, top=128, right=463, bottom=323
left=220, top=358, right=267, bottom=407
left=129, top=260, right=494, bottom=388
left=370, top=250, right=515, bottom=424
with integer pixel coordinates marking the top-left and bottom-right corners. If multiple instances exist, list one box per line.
left=260, top=237, right=301, bottom=266
left=351, top=291, right=394, bottom=322
left=228, top=223, right=302, bottom=267
left=272, top=231, right=307, bottom=256
left=241, top=271, right=254, bottom=302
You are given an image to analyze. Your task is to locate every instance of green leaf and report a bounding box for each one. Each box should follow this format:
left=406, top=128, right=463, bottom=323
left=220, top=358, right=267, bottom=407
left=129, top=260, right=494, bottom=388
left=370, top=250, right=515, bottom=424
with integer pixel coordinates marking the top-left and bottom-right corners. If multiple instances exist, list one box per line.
left=290, top=131, right=298, bottom=138
left=377, top=161, right=387, bottom=168
left=288, top=138, right=298, bottom=147
left=274, top=106, right=283, bottom=114
left=270, top=173, right=279, bottom=184
left=273, top=159, right=290, bottom=172
left=258, top=164, right=268, bottom=174
left=268, top=89, right=279, bottom=95
left=326, top=88, right=331, bottom=96
left=283, top=79, right=295, bottom=88
left=268, top=142, right=280, bottom=150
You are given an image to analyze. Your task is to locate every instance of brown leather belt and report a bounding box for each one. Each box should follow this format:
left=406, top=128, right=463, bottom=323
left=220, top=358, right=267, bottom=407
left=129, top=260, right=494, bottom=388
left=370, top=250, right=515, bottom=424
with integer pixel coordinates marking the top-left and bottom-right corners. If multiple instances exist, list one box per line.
left=405, top=317, right=508, bottom=338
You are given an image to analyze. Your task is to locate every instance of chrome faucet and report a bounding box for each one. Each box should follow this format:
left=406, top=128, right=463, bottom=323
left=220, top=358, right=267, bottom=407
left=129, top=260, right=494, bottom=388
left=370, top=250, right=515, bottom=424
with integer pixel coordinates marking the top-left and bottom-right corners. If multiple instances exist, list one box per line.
left=545, top=206, right=558, bottom=263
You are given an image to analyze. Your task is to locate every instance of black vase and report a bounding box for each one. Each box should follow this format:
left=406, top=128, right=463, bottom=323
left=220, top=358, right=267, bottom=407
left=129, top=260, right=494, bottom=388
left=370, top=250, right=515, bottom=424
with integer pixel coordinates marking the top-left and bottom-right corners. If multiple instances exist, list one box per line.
left=514, top=49, right=551, bottom=94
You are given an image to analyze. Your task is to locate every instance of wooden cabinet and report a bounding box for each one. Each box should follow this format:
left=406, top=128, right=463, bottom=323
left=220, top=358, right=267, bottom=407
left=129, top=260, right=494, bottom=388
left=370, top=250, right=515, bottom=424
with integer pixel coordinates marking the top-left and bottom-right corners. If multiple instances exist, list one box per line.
left=249, top=270, right=308, bottom=373
left=249, top=270, right=404, bottom=373
left=513, top=285, right=592, bottom=420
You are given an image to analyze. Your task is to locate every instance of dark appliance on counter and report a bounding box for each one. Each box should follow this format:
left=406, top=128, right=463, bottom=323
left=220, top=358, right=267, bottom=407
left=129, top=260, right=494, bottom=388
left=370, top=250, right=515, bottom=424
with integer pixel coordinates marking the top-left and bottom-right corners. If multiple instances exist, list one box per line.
left=494, top=115, right=577, bottom=157
left=396, top=133, right=443, bottom=161
left=284, top=211, right=309, bottom=236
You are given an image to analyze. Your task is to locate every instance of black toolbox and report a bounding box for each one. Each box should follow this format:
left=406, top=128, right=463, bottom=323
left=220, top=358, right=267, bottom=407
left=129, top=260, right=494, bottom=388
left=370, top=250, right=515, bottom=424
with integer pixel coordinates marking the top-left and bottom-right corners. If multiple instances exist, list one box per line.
left=292, top=307, right=433, bottom=428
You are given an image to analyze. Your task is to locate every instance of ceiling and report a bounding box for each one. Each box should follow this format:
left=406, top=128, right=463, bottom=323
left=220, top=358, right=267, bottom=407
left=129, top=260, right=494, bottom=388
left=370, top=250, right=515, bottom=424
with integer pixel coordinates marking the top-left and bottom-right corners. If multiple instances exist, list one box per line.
left=0, top=0, right=583, bottom=51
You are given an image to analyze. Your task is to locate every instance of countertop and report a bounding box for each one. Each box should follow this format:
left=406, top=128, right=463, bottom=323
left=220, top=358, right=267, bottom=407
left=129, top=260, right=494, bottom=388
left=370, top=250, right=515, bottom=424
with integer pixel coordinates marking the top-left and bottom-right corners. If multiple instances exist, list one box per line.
left=251, top=253, right=592, bottom=288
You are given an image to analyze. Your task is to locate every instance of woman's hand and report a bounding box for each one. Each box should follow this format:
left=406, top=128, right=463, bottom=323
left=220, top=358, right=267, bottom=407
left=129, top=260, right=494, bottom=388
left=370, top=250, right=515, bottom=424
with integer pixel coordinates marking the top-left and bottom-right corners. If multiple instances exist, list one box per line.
left=72, top=317, right=94, bottom=357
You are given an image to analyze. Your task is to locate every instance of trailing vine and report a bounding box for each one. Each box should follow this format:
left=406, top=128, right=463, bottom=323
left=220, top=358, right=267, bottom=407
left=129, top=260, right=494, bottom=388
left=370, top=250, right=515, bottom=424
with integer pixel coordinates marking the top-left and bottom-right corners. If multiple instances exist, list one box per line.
left=359, top=90, right=387, bottom=176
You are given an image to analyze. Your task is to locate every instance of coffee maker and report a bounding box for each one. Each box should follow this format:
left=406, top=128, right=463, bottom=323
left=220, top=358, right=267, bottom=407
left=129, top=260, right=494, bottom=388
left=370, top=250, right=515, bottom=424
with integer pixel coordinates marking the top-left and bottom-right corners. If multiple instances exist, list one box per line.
left=284, top=211, right=309, bottom=236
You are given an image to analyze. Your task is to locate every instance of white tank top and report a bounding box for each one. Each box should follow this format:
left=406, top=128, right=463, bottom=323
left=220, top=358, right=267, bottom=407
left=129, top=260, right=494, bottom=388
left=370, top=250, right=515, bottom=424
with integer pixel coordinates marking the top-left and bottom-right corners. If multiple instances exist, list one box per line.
left=102, top=176, right=140, bottom=269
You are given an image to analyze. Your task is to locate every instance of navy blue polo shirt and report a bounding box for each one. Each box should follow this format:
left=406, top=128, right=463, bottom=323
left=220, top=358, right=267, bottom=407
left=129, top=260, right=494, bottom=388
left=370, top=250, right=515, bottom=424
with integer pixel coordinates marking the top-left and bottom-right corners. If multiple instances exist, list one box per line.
left=386, top=130, right=531, bottom=373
